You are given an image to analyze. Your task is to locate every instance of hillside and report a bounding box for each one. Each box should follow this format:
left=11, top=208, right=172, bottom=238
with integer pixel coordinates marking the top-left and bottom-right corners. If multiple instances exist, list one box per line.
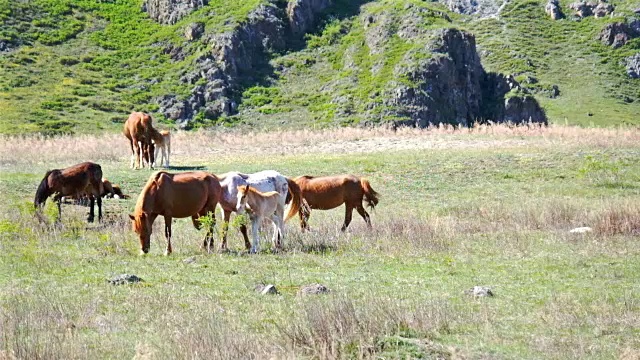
left=0, top=0, right=639, bottom=134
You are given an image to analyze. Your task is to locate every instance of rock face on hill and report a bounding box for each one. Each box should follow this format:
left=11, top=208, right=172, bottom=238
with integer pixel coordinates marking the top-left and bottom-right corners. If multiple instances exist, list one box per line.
left=145, top=0, right=546, bottom=128
left=144, top=0, right=208, bottom=24
left=287, top=0, right=332, bottom=36
left=384, top=29, right=546, bottom=127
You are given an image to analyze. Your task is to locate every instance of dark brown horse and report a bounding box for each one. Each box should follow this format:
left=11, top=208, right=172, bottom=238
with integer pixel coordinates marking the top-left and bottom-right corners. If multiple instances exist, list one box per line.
left=123, top=111, right=155, bottom=169
left=290, top=175, right=379, bottom=231
left=34, top=162, right=104, bottom=223
left=129, top=171, right=222, bottom=255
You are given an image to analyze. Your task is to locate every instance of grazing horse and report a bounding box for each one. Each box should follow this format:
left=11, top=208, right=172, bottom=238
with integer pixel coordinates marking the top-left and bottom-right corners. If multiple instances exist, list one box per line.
left=150, top=128, right=171, bottom=168
left=217, top=170, right=307, bottom=251
left=64, top=178, right=128, bottom=205
left=123, top=111, right=155, bottom=170
left=128, top=171, right=221, bottom=255
left=291, top=175, right=379, bottom=231
left=34, top=162, right=104, bottom=223
left=236, top=185, right=285, bottom=253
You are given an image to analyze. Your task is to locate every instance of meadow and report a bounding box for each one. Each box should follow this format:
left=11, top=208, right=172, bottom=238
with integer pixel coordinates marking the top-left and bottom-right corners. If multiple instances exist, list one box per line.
left=1, top=124, right=640, bottom=359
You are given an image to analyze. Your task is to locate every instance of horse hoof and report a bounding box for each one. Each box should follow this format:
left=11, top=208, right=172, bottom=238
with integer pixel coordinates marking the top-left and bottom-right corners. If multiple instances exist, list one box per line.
left=139, top=250, right=148, bottom=256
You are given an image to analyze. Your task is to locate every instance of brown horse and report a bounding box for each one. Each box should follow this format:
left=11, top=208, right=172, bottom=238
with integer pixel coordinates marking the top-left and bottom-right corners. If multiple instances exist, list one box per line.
left=289, top=175, right=379, bottom=231
left=150, top=128, right=171, bottom=168
left=34, top=162, right=104, bottom=223
left=123, top=111, right=155, bottom=170
left=64, top=178, right=129, bottom=206
left=129, top=171, right=222, bottom=255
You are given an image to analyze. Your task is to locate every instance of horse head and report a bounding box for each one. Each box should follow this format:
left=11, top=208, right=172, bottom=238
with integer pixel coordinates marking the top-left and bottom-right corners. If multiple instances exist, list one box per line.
left=236, top=185, right=251, bottom=214
left=129, top=212, right=152, bottom=254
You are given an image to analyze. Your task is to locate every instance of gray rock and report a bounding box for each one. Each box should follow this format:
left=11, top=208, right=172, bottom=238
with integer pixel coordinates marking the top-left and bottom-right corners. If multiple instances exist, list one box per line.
left=464, top=286, right=494, bottom=297
left=287, top=0, right=332, bottom=37
left=549, top=84, right=561, bottom=98
left=625, top=53, right=640, bottom=78
left=569, top=1, right=594, bottom=17
left=255, top=284, right=278, bottom=295
left=108, top=274, right=143, bottom=285
left=299, top=283, right=330, bottom=295
left=545, top=0, right=564, bottom=20
left=593, top=2, right=614, bottom=18
left=599, top=22, right=635, bottom=48
left=184, top=22, right=204, bottom=41
left=183, top=256, right=197, bottom=264
left=144, top=0, right=208, bottom=24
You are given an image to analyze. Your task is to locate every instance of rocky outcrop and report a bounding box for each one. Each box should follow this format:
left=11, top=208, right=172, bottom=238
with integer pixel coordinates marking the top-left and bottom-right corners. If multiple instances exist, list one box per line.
left=157, top=3, right=286, bottom=126
left=184, top=22, right=204, bottom=41
left=444, top=0, right=505, bottom=18
left=383, top=29, right=547, bottom=127
left=545, top=0, right=564, bottom=20
left=287, top=0, right=332, bottom=36
left=625, top=53, right=640, bottom=78
left=599, top=22, right=637, bottom=48
left=144, top=0, right=208, bottom=24
left=568, top=1, right=613, bottom=18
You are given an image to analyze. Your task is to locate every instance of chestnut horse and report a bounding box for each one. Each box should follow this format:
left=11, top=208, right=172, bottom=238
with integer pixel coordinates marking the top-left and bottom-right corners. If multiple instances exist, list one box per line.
left=217, top=170, right=307, bottom=251
left=129, top=171, right=221, bottom=255
left=150, top=128, right=171, bottom=168
left=64, top=178, right=128, bottom=205
left=123, top=112, right=155, bottom=169
left=236, top=185, right=285, bottom=253
left=290, top=175, right=379, bottom=231
left=34, top=162, right=104, bottom=223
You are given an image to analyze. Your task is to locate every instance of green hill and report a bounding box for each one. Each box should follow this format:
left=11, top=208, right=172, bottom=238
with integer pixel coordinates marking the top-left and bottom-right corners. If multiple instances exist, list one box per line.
left=0, top=0, right=639, bottom=135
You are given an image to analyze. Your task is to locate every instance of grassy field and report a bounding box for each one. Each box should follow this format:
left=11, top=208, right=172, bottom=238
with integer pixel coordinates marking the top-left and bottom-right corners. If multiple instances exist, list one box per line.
left=1, top=125, right=640, bottom=359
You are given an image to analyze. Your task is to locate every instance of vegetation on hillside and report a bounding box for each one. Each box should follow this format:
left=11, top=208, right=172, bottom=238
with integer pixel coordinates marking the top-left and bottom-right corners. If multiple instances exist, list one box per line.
left=0, top=0, right=639, bottom=134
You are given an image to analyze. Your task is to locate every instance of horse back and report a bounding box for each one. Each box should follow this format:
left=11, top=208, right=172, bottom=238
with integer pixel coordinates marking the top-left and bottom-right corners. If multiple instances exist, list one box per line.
left=296, top=174, right=363, bottom=210
left=150, top=171, right=220, bottom=218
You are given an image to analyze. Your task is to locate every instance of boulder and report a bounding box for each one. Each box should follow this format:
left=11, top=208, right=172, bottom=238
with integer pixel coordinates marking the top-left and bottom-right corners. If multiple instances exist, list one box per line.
left=599, top=22, right=635, bottom=48
left=625, top=53, right=640, bottom=78
left=184, top=22, right=204, bottom=41
left=144, top=0, right=208, bottom=24
left=568, top=1, right=594, bottom=17
left=287, top=0, right=332, bottom=37
left=593, top=2, right=614, bottom=18
left=545, top=0, right=564, bottom=20
left=108, top=274, right=143, bottom=285
left=299, top=283, right=331, bottom=295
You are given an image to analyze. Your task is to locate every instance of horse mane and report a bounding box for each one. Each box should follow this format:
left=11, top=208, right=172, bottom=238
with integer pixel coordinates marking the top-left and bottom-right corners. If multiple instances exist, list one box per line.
left=240, top=185, right=278, bottom=197
left=34, top=170, right=55, bottom=207
left=134, top=171, right=167, bottom=214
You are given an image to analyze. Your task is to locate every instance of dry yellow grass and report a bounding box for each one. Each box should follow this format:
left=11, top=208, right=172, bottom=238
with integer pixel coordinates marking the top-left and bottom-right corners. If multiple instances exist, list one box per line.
left=1, top=124, right=639, bottom=166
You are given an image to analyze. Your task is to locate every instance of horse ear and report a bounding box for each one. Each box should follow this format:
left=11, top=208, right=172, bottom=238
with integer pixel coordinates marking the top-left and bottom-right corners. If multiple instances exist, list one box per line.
left=244, top=185, right=250, bottom=192
left=129, top=214, right=135, bottom=221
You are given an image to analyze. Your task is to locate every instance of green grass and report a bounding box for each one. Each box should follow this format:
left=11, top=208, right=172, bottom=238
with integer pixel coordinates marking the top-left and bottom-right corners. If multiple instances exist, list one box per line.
left=1, top=128, right=640, bottom=358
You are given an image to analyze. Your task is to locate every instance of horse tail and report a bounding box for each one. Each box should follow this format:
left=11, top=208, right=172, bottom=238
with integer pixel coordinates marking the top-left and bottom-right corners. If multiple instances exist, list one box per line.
left=360, top=178, right=379, bottom=210
left=34, top=170, right=54, bottom=208
left=285, top=178, right=309, bottom=222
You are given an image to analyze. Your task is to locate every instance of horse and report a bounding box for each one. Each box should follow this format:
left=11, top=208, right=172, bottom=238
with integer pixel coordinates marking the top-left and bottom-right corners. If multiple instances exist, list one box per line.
left=236, top=185, right=285, bottom=253
left=216, top=170, right=307, bottom=251
left=34, top=162, right=104, bottom=223
left=123, top=111, right=155, bottom=170
left=290, top=175, right=379, bottom=231
left=128, top=171, right=222, bottom=255
left=150, top=128, right=171, bottom=168
left=63, top=178, right=128, bottom=205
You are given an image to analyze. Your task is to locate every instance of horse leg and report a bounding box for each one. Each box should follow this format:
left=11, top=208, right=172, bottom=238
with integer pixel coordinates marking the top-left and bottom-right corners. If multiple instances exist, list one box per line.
left=356, top=204, right=371, bottom=228
left=164, top=216, right=173, bottom=256
left=341, top=205, right=354, bottom=232
left=250, top=216, right=261, bottom=254
left=239, top=223, right=251, bottom=251
left=129, top=139, right=136, bottom=169
left=220, top=209, right=231, bottom=251
left=87, top=196, right=95, bottom=223
left=97, top=196, right=102, bottom=222
left=271, top=214, right=285, bottom=250
left=300, top=210, right=311, bottom=231
left=53, top=194, right=63, bottom=223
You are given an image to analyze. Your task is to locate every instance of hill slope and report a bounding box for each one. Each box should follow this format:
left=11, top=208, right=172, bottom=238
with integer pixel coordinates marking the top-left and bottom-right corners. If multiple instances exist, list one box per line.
left=0, top=0, right=639, bottom=134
